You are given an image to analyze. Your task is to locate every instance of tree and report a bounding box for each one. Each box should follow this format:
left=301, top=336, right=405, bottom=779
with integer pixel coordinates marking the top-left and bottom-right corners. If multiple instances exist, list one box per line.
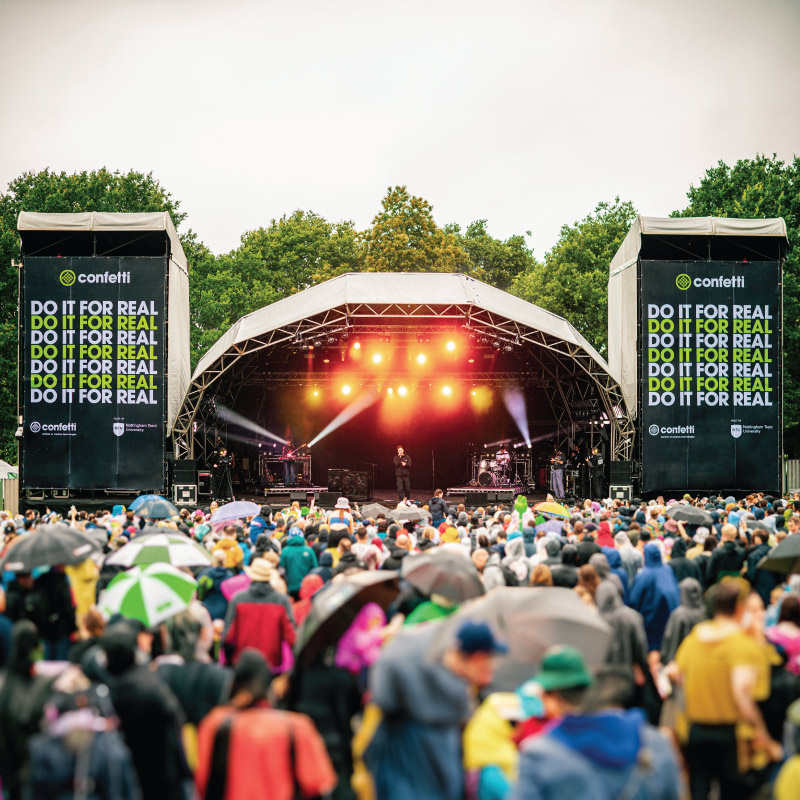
left=189, top=211, right=363, bottom=367
left=509, top=197, right=637, bottom=356
left=672, top=154, right=800, bottom=432
left=363, top=186, right=470, bottom=273
left=447, top=220, right=537, bottom=290
left=0, top=168, right=187, bottom=464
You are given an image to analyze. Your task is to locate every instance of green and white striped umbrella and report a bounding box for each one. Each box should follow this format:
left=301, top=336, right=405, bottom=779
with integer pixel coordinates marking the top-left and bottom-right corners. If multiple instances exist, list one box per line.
left=98, top=563, right=198, bottom=627
left=104, top=533, right=211, bottom=568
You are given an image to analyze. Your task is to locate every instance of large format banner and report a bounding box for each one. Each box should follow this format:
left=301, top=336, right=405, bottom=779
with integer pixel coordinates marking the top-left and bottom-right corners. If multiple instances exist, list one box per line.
left=641, top=260, right=780, bottom=492
left=22, top=257, right=166, bottom=490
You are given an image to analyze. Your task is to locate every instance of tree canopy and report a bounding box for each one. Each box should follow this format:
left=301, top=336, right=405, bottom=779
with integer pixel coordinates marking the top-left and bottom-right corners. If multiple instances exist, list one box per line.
left=509, top=197, right=637, bottom=357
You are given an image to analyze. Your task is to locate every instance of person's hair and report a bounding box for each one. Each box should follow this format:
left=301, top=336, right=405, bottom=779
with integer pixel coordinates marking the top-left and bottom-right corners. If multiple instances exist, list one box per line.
left=639, top=530, right=651, bottom=542
left=580, top=666, right=636, bottom=712
left=704, top=536, right=718, bottom=552
left=530, top=564, right=553, bottom=587
left=477, top=533, right=490, bottom=549
left=339, top=537, right=352, bottom=554
left=577, top=565, right=600, bottom=599
left=434, top=489, right=443, bottom=497
left=547, top=684, right=588, bottom=707
left=779, top=595, right=800, bottom=626
left=397, top=444, right=403, bottom=450
left=753, top=531, right=767, bottom=545
left=81, top=607, right=106, bottom=639
left=713, top=579, right=749, bottom=617
left=649, top=508, right=659, bottom=518
left=356, top=526, right=368, bottom=540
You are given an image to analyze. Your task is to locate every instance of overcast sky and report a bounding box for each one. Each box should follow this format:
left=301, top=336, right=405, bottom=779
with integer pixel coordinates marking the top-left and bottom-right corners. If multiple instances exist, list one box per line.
left=1, top=0, right=798, bottom=258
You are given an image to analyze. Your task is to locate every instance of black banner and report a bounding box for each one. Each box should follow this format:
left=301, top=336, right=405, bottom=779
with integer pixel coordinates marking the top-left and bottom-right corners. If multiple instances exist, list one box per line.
left=22, top=257, right=166, bottom=490
left=640, top=260, right=781, bottom=493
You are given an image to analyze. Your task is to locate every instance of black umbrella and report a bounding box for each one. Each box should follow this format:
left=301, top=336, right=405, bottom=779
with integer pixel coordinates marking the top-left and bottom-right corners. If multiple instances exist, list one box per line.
left=757, top=536, right=800, bottom=574
left=294, top=571, right=399, bottom=666
left=666, top=505, right=713, bottom=526
left=401, top=548, right=485, bottom=603
left=0, top=524, right=102, bottom=572
left=387, top=507, right=431, bottom=523
left=135, top=498, right=179, bottom=520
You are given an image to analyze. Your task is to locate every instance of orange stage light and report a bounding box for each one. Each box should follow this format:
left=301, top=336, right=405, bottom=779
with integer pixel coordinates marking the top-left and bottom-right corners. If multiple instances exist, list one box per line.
left=446, top=340, right=456, bottom=351
left=387, top=387, right=394, bottom=395
left=353, top=341, right=361, bottom=350
left=416, top=353, right=426, bottom=365
left=442, top=385, right=452, bottom=396
left=372, top=353, right=383, bottom=364
left=342, top=384, right=352, bottom=395
left=398, top=385, right=408, bottom=397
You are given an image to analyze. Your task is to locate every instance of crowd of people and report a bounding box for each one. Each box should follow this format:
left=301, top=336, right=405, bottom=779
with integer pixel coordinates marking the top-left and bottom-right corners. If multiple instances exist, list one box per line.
left=1, top=490, right=800, bottom=799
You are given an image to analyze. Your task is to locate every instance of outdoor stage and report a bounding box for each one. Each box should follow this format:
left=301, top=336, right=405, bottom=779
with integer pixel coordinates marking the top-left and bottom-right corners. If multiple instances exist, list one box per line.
left=174, top=272, right=633, bottom=499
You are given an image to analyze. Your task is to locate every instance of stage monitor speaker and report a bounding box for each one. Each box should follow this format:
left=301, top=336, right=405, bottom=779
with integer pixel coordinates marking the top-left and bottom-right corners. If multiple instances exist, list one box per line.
left=494, top=490, right=514, bottom=503
left=289, top=490, right=310, bottom=503
left=609, top=461, right=633, bottom=484
left=26, top=489, right=45, bottom=500
left=318, top=491, right=339, bottom=506
left=198, top=471, right=212, bottom=497
left=327, top=469, right=370, bottom=500
left=51, top=489, right=69, bottom=499
left=173, top=484, right=198, bottom=505
left=610, top=484, right=633, bottom=501
left=469, top=493, right=490, bottom=507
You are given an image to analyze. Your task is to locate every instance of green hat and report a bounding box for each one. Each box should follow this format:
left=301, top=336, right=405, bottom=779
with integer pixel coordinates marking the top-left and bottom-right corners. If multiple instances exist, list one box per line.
left=533, top=645, right=593, bottom=692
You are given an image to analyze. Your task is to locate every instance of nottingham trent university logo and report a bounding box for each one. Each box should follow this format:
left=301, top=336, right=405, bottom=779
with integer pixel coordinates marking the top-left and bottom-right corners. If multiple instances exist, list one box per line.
left=113, top=423, right=125, bottom=437
left=675, top=274, right=691, bottom=290
left=731, top=424, right=742, bottom=439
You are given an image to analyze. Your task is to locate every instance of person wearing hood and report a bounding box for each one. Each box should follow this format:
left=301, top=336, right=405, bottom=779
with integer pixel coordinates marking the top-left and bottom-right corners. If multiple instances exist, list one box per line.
left=745, top=530, right=781, bottom=607
left=628, top=544, right=681, bottom=653
left=332, top=539, right=366, bottom=576
left=0, top=621, right=55, bottom=800
left=596, top=583, right=648, bottom=672
left=660, top=577, right=706, bottom=665
left=511, top=648, right=680, bottom=800
left=667, top=538, right=704, bottom=585
left=600, top=547, right=630, bottom=598
left=381, top=534, right=412, bottom=571
left=502, top=533, right=531, bottom=585
left=614, top=531, right=642, bottom=586
left=589, top=553, right=626, bottom=600
left=279, top=527, right=319, bottom=597
left=292, top=573, right=325, bottom=628
left=212, top=531, right=245, bottom=572
left=197, top=550, right=234, bottom=621
left=704, top=523, right=746, bottom=588
left=594, top=520, right=615, bottom=549
left=522, top=526, right=537, bottom=558
left=550, top=544, right=579, bottom=589
left=310, top=550, right=334, bottom=583
left=541, top=538, right=562, bottom=568
left=103, top=621, right=192, bottom=800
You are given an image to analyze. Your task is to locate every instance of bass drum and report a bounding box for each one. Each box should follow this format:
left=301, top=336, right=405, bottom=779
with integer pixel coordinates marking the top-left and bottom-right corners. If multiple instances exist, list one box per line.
left=478, top=470, right=494, bottom=487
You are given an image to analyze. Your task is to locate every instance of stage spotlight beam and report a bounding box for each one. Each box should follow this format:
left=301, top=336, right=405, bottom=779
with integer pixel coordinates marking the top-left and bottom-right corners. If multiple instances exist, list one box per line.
left=215, top=403, right=287, bottom=444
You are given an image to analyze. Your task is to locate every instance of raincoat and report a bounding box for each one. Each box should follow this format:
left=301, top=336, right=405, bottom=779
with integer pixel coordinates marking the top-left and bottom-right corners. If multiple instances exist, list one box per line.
left=628, top=544, right=680, bottom=651
left=660, top=577, right=706, bottom=664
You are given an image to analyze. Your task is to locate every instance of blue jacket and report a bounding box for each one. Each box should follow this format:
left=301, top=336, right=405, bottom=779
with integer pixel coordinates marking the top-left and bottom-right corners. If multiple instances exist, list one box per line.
left=197, top=565, right=233, bottom=621
left=628, top=544, right=680, bottom=650
left=511, top=710, right=680, bottom=800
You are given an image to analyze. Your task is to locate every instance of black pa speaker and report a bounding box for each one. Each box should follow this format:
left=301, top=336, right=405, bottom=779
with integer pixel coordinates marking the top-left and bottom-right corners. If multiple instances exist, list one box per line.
left=609, top=461, right=633, bottom=484
left=318, top=492, right=340, bottom=506
left=469, top=493, right=490, bottom=507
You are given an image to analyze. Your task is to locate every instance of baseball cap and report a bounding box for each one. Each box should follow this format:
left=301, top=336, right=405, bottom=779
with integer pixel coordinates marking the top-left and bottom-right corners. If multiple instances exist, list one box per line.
left=533, top=645, right=593, bottom=692
left=456, top=621, right=508, bottom=655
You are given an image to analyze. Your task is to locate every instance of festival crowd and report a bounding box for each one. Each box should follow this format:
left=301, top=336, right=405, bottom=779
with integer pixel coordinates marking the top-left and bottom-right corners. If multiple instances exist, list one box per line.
left=1, top=489, right=800, bottom=799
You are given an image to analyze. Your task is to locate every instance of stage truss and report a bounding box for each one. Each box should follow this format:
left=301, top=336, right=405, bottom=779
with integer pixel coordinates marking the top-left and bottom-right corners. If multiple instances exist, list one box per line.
left=174, top=291, right=635, bottom=466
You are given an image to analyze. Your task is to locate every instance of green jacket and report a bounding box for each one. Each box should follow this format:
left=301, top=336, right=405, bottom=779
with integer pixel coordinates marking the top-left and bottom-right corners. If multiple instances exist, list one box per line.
left=279, top=536, right=318, bottom=593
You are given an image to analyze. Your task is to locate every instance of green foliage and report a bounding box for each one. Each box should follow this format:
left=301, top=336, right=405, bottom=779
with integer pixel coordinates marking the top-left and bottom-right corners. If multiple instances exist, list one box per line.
left=510, top=197, right=638, bottom=356
left=672, top=154, right=800, bottom=429
left=0, top=168, right=183, bottom=464
left=363, top=186, right=471, bottom=273
left=448, top=220, right=536, bottom=290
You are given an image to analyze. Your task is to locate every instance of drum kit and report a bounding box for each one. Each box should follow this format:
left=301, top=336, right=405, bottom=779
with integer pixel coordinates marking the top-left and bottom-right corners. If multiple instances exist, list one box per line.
left=474, top=449, right=514, bottom=487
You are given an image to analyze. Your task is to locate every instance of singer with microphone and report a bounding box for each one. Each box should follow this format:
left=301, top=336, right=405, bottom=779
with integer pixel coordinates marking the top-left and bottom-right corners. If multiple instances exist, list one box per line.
left=394, top=445, right=412, bottom=501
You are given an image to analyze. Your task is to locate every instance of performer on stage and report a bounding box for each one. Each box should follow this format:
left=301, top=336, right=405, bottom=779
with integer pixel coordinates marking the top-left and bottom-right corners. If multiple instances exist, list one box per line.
left=393, top=445, right=412, bottom=501
left=282, top=437, right=297, bottom=487
left=589, top=446, right=605, bottom=499
left=550, top=445, right=565, bottom=500
left=212, top=446, right=234, bottom=502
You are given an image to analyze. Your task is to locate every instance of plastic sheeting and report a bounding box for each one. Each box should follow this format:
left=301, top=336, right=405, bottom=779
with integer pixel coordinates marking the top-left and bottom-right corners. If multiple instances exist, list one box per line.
left=17, top=211, right=191, bottom=434
left=607, top=215, right=789, bottom=417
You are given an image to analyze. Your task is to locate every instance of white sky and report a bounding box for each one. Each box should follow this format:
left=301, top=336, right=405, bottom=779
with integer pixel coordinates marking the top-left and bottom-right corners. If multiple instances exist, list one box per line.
left=1, top=0, right=798, bottom=258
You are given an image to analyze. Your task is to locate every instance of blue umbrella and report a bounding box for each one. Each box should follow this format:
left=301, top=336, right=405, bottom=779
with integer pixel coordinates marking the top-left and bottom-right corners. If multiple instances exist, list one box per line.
left=535, top=519, right=564, bottom=536
left=135, top=498, right=179, bottom=520
left=130, top=494, right=168, bottom=512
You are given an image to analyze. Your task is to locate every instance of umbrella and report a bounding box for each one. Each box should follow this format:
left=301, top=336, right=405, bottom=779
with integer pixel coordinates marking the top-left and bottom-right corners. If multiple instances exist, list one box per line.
left=104, top=532, right=212, bottom=568
left=746, top=519, right=771, bottom=532
left=210, top=501, right=261, bottom=526
left=387, top=507, right=431, bottom=523
left=666, top=505, right=713, bottom=526
left=429, top=586, right=612, bottom=691
left=532, top=501, right=570, bottom=520
left=757, top=537, right=800, bottom=574
left=535, top=519, right=564, bottom=536
left=129, top=494, right=168, bottom=512
left=97, top=562, right=197, bottom=627
left=0, top=524, right=102, bottom=572
left=134, top=498, right=179, bottom=520
left=295, top=570, right=400, bottom=666
left=360, top=502, right=391, bottom=519
left=401, top=549, right=485, bottom=603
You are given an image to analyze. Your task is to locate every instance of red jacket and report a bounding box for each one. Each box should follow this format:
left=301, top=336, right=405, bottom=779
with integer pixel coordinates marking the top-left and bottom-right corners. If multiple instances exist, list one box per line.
left=223, top=581, right=295, bottom=667
left=196, top=705, right=336, bottom=800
